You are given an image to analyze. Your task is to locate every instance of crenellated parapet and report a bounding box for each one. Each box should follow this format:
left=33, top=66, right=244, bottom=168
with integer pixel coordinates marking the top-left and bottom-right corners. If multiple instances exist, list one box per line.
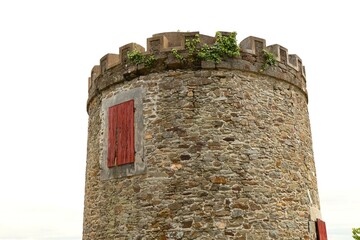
left=87, top=31, right=308, bottom=108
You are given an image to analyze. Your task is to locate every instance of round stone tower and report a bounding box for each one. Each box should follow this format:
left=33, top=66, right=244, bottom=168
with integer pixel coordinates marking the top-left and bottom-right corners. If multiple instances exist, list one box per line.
left=84, top=31, right=323, bottom=239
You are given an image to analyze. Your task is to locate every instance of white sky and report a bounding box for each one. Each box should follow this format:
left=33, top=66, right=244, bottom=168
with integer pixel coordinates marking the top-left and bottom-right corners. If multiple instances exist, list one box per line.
left=0, top=0, right=359, bottom=239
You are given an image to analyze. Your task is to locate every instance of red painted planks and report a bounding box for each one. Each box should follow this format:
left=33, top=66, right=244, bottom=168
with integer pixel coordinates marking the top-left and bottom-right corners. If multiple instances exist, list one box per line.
left=107, top=100, right=135, bottom=168
left=317, top=219, right=328, bottom=240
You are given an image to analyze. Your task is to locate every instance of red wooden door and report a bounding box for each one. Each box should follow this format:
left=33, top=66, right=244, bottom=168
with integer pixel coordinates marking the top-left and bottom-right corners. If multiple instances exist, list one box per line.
left=107, top=100, right=134, bottom=167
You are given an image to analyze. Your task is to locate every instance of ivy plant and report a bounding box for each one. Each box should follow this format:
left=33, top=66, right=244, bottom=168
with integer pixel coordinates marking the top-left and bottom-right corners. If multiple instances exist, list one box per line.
left=144, top=55, right=155, bottom=67
left=185, top=34, right=201, bottom=55
left=213, top=31, right=240, bottom=58
left=261, top=49, right=276, bottom=71
left=127, top=49, right=155, bottom=67
left=185, top=31, right=240, bottom=63
left=127, top=49, right=143, bottom=65
left=353, top=228, right=360, bottom=240
left=171, top=48, right=185, bottom=62
left=198, top=44, right=222, bottom=63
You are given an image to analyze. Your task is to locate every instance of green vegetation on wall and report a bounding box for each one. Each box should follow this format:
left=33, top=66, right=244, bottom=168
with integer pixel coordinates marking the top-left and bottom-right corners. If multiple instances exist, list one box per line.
left=127, top=32, right=280, bottom=72
left=171, top=48, right=185, bottom=62
left=182, top=31, right=240, bottom=63
left=353, top=228, right=360, bottom=240
left=261, top=49, right=276, bottom=72
left=127, top=49, right=155, bottom=67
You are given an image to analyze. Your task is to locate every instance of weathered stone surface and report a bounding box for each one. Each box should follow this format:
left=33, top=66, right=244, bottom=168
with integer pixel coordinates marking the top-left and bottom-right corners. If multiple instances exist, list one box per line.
left=84, top=32, right=321, bottom=239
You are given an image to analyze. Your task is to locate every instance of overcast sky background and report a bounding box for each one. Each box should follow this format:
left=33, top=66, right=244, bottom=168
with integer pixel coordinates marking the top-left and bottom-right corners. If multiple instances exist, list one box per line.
left=0, top=0, right=359, bottom=239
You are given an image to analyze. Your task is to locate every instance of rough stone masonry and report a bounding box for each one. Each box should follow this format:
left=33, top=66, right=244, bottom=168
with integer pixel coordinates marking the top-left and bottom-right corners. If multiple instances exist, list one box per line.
left=83, top=31, right=323, bottom=240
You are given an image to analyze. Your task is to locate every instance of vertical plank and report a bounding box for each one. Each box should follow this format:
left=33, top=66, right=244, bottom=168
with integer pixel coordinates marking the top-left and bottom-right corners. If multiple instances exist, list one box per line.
left=317, top=219, right=328, bottom=240
left=107, top=105, right=117, bottom=167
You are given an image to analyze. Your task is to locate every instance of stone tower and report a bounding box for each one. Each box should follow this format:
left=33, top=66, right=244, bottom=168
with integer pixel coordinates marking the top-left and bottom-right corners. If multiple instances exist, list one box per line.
left=84, top=31, right=324, bottom=239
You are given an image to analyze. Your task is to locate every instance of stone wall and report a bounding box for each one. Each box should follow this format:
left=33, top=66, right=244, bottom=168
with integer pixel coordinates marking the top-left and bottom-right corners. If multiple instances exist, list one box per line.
left=83, top=32, right=321, bottom=240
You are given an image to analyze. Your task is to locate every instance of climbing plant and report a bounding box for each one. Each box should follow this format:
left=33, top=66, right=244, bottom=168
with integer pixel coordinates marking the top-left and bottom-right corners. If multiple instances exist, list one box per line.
left=212, top=31, right=240, bottom=58
left=189, top=32, right=240, bottom=63
left=127, top=49, right=155, bottom=67
left=127, top=49, right=143, bottom=65
left=185, top=34, right=201, bottom=55
left=144, top=55, right=155, bottom=67
left=261, top=49, right=276, bottom=71
left=353, top=228, right=360, bottom=240
left=171, top=48, right=185, bottom=62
